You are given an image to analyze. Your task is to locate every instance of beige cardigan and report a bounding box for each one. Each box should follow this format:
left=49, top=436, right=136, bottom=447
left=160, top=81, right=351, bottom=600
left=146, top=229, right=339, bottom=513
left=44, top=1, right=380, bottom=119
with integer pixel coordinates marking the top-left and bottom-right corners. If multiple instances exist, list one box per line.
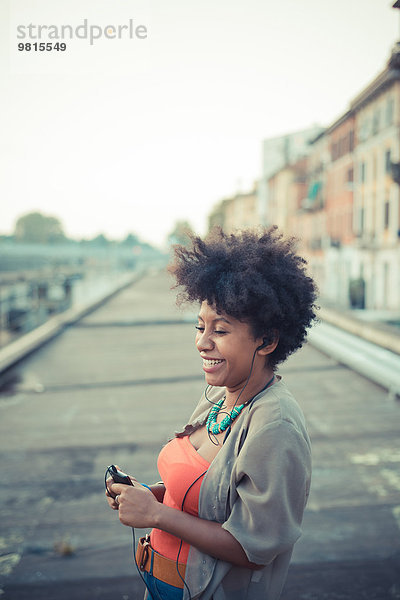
left=175, top=378, right=311, bottom=600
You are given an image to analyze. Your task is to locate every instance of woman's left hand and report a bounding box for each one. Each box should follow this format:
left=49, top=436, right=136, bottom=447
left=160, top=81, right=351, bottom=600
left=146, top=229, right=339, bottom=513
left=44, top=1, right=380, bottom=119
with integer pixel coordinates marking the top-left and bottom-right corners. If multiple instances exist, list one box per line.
left=110, top=479, right=160, bottom=529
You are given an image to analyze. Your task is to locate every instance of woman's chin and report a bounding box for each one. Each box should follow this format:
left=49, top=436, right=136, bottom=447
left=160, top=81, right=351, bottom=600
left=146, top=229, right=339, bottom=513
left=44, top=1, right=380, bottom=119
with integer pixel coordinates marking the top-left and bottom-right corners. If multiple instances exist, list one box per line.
left=204, top=373, right=224, bottom=387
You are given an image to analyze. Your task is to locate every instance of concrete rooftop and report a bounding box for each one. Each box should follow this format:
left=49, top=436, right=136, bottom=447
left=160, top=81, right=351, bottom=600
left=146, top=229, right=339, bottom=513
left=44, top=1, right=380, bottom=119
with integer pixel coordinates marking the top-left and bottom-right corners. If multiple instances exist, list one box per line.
left=0, top=271, right=399, bottom=599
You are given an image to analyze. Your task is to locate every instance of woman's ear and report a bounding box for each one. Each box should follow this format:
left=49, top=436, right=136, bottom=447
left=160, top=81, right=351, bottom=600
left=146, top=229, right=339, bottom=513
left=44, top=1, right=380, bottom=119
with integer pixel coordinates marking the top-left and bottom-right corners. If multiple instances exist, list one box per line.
left=256, top=331, right=279, bottom=355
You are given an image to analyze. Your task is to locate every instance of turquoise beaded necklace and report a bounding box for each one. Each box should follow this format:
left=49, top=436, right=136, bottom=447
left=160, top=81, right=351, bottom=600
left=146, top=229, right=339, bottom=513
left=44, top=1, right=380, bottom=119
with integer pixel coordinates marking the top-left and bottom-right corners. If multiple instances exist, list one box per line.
left=206, top=375, right=275, bottom=435
left=206, top=398, right=245, bottom=435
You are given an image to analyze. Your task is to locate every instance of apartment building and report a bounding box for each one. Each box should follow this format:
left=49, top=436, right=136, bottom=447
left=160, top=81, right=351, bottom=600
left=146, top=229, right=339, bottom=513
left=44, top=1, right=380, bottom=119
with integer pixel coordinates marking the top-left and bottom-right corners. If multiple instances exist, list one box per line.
left=208, top=186, right=258, bottom=233
left=207, top=43, right=400, bottom=311
left=268, top=43, right=400, bottom=309
left=258, top=125, right=323, bottom=226
left=291, top=130, right=330, bottom=292
left=351, top=43, right=400, bottom=309
left=323, top=111, right=357, bottom=306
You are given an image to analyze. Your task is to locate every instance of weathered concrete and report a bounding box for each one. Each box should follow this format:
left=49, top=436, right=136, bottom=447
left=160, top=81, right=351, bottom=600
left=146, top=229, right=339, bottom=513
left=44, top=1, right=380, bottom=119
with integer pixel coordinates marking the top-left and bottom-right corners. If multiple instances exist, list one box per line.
left=0, top=271, right=399, bottom=600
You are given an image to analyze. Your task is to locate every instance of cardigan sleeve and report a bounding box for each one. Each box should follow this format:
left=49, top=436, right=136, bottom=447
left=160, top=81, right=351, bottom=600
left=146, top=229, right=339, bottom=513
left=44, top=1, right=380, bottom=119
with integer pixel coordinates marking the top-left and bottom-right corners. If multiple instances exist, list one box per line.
left=221, top=419, right=311, bottom=566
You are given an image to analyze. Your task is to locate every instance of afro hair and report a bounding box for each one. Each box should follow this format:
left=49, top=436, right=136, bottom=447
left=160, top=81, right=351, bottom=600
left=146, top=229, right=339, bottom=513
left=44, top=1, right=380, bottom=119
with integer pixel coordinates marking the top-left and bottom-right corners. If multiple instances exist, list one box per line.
left=169, top=226, right=318, bottom=369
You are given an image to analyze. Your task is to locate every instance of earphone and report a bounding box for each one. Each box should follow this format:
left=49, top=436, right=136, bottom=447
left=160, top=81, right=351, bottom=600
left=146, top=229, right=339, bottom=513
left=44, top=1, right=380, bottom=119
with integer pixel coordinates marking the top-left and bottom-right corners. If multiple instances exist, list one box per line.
left=257, top=331, right=278, bottom=351
left=256, top=337, right=269, bottom=350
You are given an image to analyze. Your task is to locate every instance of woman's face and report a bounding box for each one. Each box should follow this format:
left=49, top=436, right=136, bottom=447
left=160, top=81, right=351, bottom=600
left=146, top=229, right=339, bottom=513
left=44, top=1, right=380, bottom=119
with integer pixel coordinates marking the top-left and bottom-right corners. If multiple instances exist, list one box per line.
left=195, top=301, right=267, bottom=394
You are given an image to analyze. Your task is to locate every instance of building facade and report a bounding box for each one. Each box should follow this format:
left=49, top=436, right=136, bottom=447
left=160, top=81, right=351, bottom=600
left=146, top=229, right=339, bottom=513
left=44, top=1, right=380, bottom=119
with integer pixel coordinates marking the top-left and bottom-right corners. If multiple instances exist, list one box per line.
left=258, top=125, right=324, bottom=227
left=208, top=186, right=258, bottom=234
left=323, top=111, right=357, bottom=306
left=207, top=43, right=400, bottom=311
left=351, top=44, right=400, bottom=310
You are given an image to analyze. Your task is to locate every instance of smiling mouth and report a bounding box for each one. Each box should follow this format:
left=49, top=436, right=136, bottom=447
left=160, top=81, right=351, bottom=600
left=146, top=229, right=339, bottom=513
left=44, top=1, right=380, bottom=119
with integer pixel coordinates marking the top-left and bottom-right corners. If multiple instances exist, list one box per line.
left=202, top=359, right=224, bottom=367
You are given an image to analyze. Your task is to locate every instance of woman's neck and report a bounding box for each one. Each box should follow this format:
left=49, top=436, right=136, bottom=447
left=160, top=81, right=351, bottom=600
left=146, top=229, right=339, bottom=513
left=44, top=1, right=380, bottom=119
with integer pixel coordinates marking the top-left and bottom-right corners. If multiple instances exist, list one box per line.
left=224, top=369, right=275, bottom=409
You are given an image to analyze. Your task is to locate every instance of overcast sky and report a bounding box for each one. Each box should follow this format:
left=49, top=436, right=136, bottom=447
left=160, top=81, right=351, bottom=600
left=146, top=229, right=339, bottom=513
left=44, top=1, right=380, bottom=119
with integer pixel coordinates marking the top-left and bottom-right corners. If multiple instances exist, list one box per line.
left=0, top=0, right=398, bottom=248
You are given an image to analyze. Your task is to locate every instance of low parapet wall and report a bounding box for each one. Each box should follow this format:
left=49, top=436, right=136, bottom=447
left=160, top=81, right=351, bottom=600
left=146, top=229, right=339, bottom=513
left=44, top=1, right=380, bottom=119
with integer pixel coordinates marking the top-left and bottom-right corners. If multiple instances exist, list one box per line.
left=0, top=271, right=143, bottom=375
left=318, top=307, right=400, bottom=356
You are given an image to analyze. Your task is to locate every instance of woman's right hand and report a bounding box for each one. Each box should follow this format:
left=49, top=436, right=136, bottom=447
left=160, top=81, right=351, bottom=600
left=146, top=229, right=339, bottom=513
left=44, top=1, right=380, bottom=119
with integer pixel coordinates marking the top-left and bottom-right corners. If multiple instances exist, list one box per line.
left=105, top=465, right=133, bottom=510
left=105, top=471, right=166, bottom=510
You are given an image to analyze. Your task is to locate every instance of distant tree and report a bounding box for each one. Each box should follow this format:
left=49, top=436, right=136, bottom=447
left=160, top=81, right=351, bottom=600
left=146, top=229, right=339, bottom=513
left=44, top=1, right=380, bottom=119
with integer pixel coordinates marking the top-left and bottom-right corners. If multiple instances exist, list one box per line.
left=14, top=211, right=66, bottom=244
left=121, top=233, right=140, bottom=247
left=167, top=220, right=195, bottom=246
left=91, top=233, right=110, bottom=246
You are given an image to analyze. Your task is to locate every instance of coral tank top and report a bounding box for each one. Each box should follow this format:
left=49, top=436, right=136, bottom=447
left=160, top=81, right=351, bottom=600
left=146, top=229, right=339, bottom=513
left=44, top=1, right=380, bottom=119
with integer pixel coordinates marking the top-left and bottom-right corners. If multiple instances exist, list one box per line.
left=150, top=435, right=210, bottom=563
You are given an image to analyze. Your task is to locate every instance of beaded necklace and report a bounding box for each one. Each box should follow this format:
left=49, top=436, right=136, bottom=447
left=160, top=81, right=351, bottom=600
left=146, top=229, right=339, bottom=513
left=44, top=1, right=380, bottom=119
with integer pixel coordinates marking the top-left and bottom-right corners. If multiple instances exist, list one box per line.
left=206, top=398, right=245, bottom=435
left=206, top=374, right=275, bottom=435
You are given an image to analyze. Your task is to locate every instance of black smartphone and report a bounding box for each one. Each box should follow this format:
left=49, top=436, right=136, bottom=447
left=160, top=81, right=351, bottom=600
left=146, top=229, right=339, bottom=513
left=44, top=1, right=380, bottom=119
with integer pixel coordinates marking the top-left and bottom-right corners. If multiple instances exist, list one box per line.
left=106, top=465, right=134, bottom=491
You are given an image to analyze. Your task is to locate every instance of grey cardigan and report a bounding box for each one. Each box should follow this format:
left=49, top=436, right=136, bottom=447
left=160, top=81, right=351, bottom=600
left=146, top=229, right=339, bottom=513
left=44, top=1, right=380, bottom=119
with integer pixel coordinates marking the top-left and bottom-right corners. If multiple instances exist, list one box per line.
left=174, top=378, right=311, bottom=600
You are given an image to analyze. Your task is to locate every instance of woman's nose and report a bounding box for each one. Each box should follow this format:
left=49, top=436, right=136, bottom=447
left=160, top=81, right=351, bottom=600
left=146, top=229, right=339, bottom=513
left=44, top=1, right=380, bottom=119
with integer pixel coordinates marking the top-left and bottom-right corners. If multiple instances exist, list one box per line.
left=196, top=330, right=214, bottom=351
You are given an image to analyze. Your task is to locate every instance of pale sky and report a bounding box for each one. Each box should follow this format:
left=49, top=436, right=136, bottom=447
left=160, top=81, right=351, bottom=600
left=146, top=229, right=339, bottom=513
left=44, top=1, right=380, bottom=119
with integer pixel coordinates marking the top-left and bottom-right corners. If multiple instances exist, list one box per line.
left=0, top=0, right=398, bottom=248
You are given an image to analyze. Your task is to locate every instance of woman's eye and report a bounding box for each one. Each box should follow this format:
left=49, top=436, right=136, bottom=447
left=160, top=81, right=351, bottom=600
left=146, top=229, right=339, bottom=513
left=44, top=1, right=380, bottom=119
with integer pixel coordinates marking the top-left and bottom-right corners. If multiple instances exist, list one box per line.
left=195, top=326, right=227, bottom=335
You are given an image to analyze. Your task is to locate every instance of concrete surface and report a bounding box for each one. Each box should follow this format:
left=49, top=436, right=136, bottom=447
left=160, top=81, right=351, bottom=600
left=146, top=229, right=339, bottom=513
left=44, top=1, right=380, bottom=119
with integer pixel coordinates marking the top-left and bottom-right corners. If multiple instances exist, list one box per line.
left=0, top=271, right=399, bottom=600
left=308, top=320, right=400, bottom=397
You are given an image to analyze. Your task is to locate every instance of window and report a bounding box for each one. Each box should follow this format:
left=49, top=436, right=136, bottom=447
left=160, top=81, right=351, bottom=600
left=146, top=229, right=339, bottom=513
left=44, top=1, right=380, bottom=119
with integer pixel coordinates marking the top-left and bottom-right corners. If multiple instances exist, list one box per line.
left=359, top=207, right=365, bottom=234
left=360, top=162, right=366, bottom=183
left=359, top=118, right=370, bottom=142
left=384, top=200, right=390, bottom=229
left=386, top=97, right=394, bottom=127
left=349, top=130, right=354, bottom=152
left=385, top=149, right=392, bottom=174
left=372, top=109, right=380, bottom=135
left=338, top=137, right=344, bottom=157
left=347, top=168, right=354, bottom=183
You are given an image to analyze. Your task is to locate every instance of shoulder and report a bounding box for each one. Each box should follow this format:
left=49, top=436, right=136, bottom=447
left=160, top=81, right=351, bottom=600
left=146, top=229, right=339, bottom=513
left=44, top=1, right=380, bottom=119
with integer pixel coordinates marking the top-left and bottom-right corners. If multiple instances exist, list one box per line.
left=249, top=378, right=307, bottom=430
left=234, top=381, right=312, bottom=483
left=239, top=378, right=311, bottom=455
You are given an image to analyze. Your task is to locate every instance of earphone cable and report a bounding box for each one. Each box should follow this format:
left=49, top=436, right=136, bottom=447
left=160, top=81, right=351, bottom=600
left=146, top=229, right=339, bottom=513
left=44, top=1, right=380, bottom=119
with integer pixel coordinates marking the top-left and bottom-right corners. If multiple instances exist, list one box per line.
left=174, top=468, right=209, bottom=600
left=206, top=347, right=258, bottom=445
left=105, top=466, right=204, bottom=600
left=104, top=469, right=157, bottom=600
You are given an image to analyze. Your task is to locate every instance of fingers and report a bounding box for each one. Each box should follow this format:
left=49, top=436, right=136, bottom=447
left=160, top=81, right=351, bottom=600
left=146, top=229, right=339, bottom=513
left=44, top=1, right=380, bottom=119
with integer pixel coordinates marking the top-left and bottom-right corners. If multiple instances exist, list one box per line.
left=105, top=489, right=119, bottom=510
left=105, top=476, right=116, bottom=498
left=107, top=483, right=129, bottom=509
left=105, top=479, right=152, bottom=514
left=105, top=476, right=134, bottom=510
left=109, top=482, right=126, bottom=496
left=105, top=476, right=127, bottom=509
left=109, top=480, right=143, bottom=496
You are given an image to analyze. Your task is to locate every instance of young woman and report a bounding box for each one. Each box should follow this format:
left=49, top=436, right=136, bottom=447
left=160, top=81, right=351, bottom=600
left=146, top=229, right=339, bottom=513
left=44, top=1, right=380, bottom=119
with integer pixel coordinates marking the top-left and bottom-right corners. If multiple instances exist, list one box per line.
left=106, top=227, right=318, bottom=600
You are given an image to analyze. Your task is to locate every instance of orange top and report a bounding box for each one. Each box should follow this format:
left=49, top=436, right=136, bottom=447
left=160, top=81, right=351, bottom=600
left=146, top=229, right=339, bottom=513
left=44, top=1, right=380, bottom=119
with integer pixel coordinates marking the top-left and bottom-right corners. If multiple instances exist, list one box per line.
left=150, top=435, right=210, bottom=563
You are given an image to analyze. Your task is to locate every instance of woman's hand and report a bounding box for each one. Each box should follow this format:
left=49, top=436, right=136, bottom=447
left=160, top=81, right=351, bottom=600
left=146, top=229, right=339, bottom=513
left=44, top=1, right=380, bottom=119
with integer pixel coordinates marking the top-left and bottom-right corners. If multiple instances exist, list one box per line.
left=109, top=479, right=161, bottom=529
left=105, top=465, right=135, bottom=511
left=106, top=477, right=261, bottom=569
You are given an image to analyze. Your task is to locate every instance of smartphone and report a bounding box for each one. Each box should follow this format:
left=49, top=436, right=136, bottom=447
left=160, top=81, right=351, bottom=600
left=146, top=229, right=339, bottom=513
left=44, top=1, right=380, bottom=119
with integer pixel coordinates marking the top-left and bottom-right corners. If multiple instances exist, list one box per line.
left=105, top=465, right=134, bottom=494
